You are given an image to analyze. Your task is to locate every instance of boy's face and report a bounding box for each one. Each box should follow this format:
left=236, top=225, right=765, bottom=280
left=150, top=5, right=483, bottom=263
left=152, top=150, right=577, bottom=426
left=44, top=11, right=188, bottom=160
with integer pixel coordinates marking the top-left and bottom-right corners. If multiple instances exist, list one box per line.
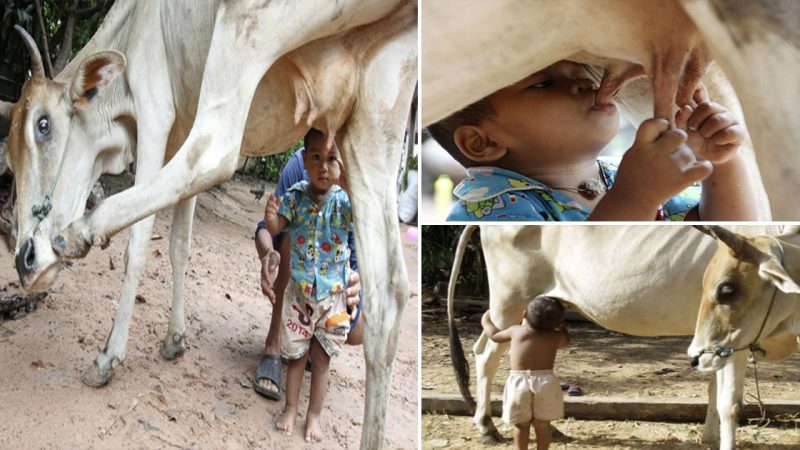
left=304, top=136, right=342, bottom=192
left=480, top=60, right=619, bottom=168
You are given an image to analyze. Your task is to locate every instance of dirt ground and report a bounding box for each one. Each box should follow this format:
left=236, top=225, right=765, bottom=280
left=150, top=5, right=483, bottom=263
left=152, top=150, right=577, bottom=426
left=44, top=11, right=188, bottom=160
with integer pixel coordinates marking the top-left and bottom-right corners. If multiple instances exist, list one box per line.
left=422, top=299, right=800, bottom=449
left=0, top=173, right=418, bottom=449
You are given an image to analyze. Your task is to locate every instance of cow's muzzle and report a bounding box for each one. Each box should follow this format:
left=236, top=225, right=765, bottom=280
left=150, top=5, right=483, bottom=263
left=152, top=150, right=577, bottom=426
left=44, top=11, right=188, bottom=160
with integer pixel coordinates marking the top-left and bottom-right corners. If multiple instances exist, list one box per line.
left=15, top=237, right=36, bottom=281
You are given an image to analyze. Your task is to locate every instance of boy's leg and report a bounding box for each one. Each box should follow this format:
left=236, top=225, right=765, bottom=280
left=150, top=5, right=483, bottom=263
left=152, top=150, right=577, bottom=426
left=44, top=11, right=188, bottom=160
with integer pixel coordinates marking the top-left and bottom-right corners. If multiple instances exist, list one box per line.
left=277, top=352, right=309, bottom=435
left=533, top=419, right=552, bottom=450
left=305, top=339, right=331, bottom=443
left=514, top=422, right=531, bottom=450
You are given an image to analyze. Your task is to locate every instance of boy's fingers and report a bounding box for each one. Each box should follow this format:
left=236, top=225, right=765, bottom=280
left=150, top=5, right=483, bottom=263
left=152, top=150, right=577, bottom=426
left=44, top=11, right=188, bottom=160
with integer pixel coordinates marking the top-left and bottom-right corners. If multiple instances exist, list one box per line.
left=693, top=82, right=710, bottom=105
left=652, top=128, right=687, bottom=151
left=634, top=118, right=670, bottom=145
left=681, top=160, right=713, bottom=182
left=710, top=127, right=742, bottom=146
left=670, top=146, right=697, bottom=169
left=687, top=102, right=725, bottom=131
left=675, top=105, right=693, bottom=131
left=697, top=112, right=735, bottom=139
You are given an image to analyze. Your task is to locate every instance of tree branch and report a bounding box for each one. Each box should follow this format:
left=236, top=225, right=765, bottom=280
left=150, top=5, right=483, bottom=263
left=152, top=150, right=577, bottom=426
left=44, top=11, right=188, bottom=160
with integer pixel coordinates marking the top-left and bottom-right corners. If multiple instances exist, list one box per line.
left=32, top=0, right=55, bottom=78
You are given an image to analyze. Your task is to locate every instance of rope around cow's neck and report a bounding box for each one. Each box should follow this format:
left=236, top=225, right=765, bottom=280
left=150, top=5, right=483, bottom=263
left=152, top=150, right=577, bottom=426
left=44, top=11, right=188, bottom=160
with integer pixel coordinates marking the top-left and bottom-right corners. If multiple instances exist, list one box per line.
left=30, top=118, right=74, bottom=236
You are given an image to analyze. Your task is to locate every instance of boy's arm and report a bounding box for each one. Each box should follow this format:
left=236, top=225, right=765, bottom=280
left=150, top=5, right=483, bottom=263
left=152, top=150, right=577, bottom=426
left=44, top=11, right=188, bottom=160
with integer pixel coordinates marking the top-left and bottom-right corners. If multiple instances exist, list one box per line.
left=264, top=194, right=289, bottom=235
left=674, top=85, right=759, bottom=220
left=557, top=322, right=571, bottom=348
left=481, top=311, right=512, bottom=343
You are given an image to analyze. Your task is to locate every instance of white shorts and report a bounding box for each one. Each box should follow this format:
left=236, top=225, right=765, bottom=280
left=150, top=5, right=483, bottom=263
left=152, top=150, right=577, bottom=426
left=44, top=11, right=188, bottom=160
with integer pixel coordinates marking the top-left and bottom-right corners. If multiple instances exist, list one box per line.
left=502, top=369, right=564, bottom=425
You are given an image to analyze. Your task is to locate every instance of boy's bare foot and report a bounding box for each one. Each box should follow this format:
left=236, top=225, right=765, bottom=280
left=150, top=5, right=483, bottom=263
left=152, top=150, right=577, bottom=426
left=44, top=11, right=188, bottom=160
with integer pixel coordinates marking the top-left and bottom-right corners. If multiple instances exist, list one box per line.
left=305, top=412, right=323, bottom=443
left=276, top=405, right=297, bottom=435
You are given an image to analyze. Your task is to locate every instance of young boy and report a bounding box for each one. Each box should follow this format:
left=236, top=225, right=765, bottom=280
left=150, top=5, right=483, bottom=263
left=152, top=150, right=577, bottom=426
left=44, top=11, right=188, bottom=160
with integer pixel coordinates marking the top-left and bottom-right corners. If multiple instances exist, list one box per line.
left=265, top=128, right=352, bottom=443
left=428, top=60, right=758, bottom=221
left=482, top=297, right=570, bottom=450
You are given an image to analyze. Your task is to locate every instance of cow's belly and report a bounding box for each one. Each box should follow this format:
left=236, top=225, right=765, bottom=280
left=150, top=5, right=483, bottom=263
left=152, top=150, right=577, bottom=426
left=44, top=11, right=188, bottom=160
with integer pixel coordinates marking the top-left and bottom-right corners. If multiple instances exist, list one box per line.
left=483, top=225, right=781, bottom=337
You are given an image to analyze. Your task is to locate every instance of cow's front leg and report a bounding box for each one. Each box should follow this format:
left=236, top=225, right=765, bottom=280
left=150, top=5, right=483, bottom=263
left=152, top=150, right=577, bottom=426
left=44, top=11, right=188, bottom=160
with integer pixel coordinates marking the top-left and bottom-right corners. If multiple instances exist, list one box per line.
left=717, top=352, right=747, bottom=450
left=472, top=331, right=507, bottom=442
left=160, top=196, right=196, bottom=359
left=702, top=371, right=721, bottom=447
left=81, top=215, right=155, bottom=386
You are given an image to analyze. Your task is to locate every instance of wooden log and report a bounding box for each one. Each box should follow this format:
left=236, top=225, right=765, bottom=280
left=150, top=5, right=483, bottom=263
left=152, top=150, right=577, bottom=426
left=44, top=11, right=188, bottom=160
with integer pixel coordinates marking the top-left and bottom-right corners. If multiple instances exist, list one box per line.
left=422, top=393, right=800, bottom=423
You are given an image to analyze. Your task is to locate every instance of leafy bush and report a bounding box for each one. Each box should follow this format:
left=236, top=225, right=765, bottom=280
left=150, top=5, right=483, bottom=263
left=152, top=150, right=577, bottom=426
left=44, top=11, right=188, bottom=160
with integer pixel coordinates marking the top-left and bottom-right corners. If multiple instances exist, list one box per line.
left=252, top=140, right=303, bottom=182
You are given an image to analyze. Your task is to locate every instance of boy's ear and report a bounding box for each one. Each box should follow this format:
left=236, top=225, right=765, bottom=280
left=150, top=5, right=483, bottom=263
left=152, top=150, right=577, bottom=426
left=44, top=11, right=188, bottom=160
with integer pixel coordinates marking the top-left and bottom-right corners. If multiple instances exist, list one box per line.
left=453, top=125, right=507, bottom=163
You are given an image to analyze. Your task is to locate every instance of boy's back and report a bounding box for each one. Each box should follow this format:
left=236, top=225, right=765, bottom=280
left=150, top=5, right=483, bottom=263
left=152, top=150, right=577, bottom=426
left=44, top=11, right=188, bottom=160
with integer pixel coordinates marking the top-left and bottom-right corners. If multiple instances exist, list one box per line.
left=506, top=323, right=568, bottom=371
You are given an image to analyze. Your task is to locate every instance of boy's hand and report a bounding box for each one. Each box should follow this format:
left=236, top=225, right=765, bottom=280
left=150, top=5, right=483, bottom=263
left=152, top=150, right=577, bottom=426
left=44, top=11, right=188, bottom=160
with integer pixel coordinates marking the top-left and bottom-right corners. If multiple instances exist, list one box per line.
left=675, top=83, right=745, bottom=165
left=265, top=194, right=279, bottom=223
left=260, top=249, right=280, bottom=304
left=612, top=118, right=713, bottom=210
left=336, top=158, right=349, bottom=192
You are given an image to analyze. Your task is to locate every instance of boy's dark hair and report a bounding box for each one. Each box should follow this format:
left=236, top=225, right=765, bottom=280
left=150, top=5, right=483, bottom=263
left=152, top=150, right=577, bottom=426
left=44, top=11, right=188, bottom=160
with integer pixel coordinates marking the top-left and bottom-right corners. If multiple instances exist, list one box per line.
left=527, top=296, right=565, bottom=330
left=303, top=128, right=325, bottom=151
left=426, top=98, right=495, bottom=168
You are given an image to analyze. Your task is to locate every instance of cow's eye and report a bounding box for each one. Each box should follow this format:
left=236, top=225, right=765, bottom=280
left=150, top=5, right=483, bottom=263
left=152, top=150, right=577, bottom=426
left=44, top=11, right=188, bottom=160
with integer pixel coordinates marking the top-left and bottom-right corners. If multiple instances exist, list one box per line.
left=716, top=282, right=738, bottom=303
left=37, top=116, right=50, bottom=137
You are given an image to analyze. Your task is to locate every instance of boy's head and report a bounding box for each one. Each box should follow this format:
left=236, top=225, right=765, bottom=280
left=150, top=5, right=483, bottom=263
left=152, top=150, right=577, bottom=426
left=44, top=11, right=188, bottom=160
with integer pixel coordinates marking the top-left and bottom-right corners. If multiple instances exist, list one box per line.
left=526, top=296, right=565, bottom=330
left=302, top=128, right=342, bottom=193
left=428, top=60, right=619, bottom=173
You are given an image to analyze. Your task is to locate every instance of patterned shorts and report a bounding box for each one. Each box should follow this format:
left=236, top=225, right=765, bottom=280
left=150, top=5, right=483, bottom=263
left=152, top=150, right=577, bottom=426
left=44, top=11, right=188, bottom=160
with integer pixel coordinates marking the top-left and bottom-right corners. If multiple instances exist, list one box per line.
left=280, top=278, right=350, bottom=360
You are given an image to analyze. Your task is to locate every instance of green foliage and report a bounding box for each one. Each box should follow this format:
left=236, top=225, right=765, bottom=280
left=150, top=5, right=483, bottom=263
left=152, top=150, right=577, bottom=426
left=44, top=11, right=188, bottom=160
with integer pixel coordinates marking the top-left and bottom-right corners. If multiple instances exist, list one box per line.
left=253, top=139, right=303, bottom=182
left=0, top=0, right=113, bottom=100
left=421, top=225, right=463, bottom=287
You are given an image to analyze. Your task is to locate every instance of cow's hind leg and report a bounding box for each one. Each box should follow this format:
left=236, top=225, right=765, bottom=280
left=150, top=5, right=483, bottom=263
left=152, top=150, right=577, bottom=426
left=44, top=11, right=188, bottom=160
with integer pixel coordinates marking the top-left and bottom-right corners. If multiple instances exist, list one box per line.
left=160, top=196, right=196, bottom=359
left=81, top=215, right=155, bottom=386
left=472, top=331, right=507, bottom=442
left=337, top=30, right=417, bottom=450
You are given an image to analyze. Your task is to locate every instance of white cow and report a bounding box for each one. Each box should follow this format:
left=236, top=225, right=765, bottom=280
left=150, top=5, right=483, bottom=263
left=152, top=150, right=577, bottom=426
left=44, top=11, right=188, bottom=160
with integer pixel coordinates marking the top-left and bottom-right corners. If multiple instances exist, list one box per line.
left=423, top=0, right=800, bottom=219
left=1, top=1, right=417, bottom=448
left=448, top=224, right=793, bottom=450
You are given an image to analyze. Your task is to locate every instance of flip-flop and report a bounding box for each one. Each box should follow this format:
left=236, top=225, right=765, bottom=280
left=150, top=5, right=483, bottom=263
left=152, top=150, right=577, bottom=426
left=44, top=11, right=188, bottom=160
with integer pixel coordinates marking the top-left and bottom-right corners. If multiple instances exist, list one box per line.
left=560, top=383, right=570, bottom=391
left=253, top=354, right=282, bottom=400
left=567, top=385, right=583, bottom=397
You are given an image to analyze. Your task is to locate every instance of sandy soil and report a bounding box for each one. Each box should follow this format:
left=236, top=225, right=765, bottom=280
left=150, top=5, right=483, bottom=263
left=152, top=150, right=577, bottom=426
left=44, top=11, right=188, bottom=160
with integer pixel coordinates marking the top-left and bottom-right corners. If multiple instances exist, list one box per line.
left=422, top=298, right=800, bottom=448
left=0, top=173, right=418, bottom=449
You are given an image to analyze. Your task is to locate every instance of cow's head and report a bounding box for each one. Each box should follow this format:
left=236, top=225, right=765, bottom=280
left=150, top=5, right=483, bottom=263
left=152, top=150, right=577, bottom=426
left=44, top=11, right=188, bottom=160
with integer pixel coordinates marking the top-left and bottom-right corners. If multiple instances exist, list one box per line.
left=689, top=226, right=800, bottom=371
left=0, top=27, right=128, bottom=292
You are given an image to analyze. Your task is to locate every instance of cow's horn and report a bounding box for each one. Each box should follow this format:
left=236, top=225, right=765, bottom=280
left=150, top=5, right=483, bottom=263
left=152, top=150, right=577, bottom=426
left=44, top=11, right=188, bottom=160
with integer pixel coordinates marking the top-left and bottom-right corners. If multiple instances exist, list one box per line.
left=704, top=225, right=749, bottom=255
left=14, top=26, right=45, bottom=80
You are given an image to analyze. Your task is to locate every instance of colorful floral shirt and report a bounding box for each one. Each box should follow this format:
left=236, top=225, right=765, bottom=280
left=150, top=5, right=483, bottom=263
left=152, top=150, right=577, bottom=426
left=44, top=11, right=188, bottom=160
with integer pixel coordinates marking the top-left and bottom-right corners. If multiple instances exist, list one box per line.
left=447, top=161, right=700, bottom=221
left=278, top=181, right=352, bottom=300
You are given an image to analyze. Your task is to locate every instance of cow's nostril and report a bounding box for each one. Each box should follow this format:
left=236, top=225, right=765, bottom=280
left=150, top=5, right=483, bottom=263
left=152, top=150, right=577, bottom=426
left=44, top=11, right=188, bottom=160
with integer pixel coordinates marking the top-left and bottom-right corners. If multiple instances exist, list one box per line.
left=690, top=355, right=700, bottom=368
left=15, top=237, right=36, bottom=277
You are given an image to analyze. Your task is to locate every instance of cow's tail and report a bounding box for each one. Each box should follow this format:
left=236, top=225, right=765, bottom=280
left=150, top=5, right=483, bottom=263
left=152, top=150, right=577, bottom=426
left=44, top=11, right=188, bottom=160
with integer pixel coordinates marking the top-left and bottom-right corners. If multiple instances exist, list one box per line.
left=447, top=225, right=478, bottom=413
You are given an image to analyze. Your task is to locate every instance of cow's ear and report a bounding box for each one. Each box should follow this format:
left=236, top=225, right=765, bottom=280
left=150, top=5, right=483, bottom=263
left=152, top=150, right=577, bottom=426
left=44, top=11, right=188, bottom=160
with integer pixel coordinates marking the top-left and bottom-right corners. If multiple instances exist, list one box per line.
left=759, top=258, right=800, bottom=294
left=70, top=51, right=126, bottom=110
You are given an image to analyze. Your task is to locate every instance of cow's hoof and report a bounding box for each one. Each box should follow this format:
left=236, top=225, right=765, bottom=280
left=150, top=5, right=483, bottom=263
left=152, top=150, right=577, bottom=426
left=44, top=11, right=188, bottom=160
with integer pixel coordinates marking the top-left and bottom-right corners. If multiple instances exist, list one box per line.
left=80, top=362, right=114, bottom=387
left=160, top=334, right=186, bottom=360
left=478, top=428, right=504, bottom=444
left=52, top=228, right=92, bottom=259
